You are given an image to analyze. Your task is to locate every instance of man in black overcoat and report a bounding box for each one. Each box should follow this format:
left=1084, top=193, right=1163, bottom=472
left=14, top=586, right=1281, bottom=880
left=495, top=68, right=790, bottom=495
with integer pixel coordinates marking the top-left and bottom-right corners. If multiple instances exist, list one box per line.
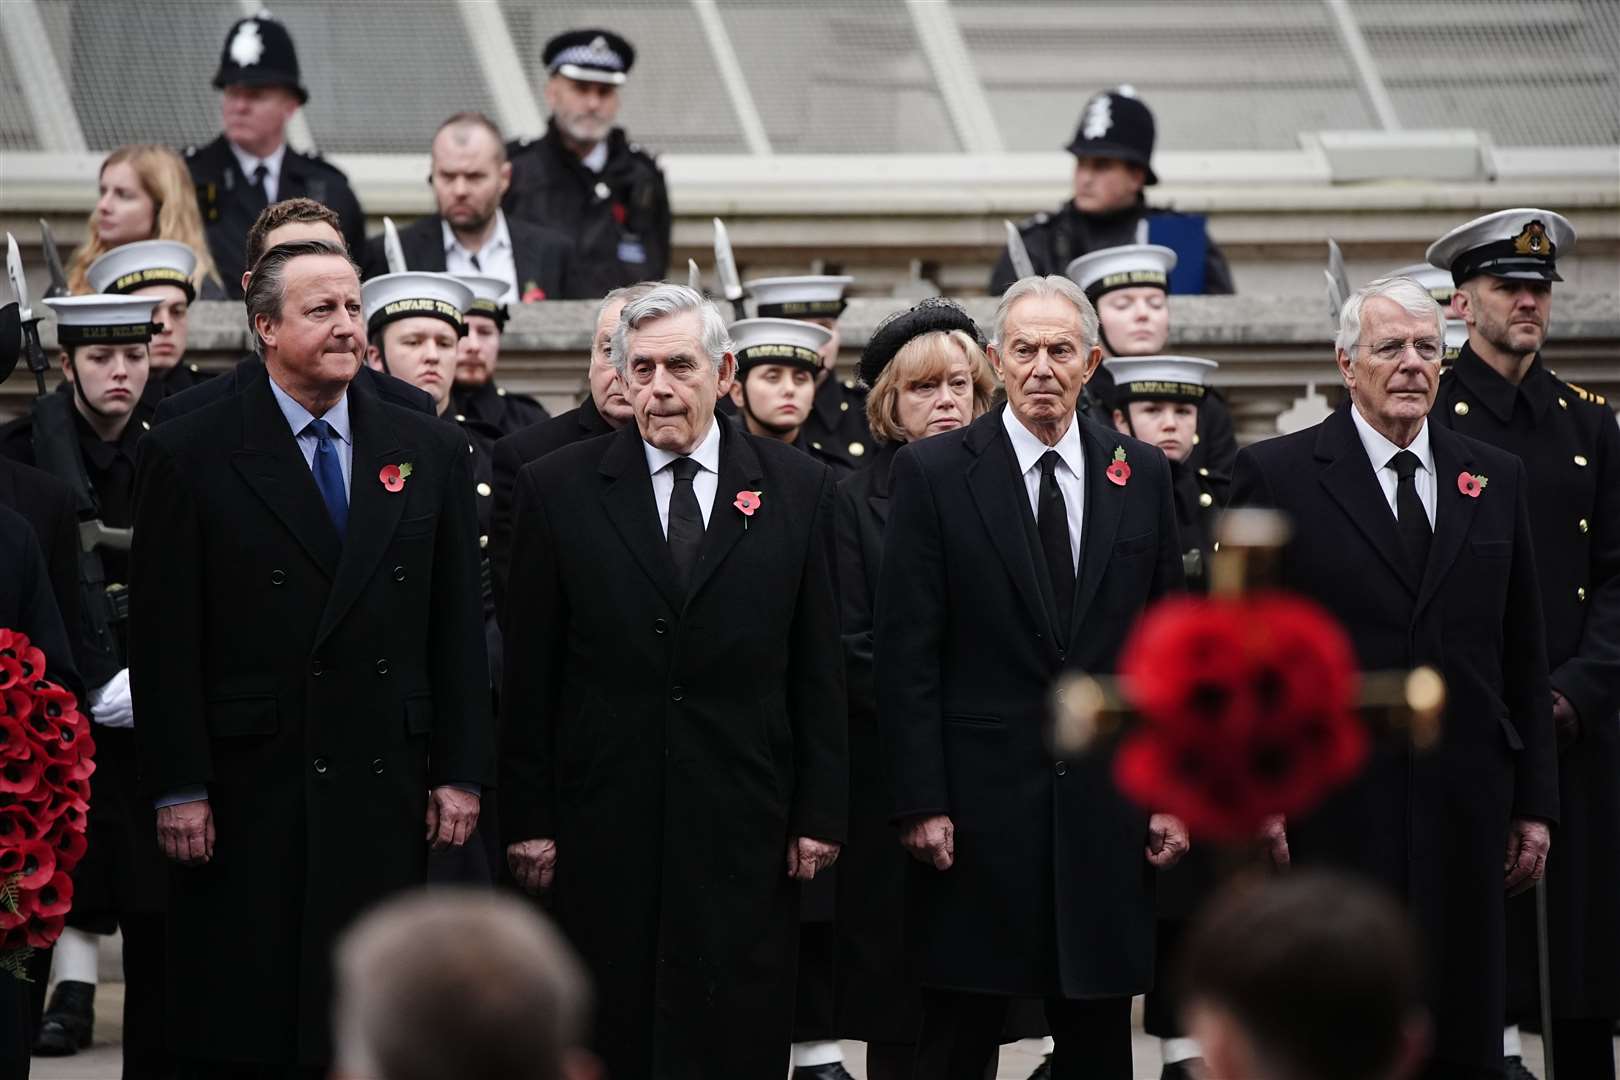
left=129, top=241, right=494, bottom=1077
left=501, top=283, right=846, bottom=1079
left=875, top=275, right=1189, bottom=1079
left=1228, top=275, right=1558, bottom=1080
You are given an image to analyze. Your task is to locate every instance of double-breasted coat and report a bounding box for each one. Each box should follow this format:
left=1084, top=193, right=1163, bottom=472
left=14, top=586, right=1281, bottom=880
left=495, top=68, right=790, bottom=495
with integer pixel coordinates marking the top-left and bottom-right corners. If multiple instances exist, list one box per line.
left=1228, top=404, right=1558, bottom=1073
left=128, top=373, right=494, bottom=1067
left=500, top=415, right=846, bottom=1079
left=875, top=407, right=1184, bottom=998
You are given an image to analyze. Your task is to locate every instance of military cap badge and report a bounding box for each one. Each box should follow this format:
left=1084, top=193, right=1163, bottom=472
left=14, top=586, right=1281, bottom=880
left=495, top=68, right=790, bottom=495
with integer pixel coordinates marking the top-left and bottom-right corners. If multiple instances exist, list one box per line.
left=1512, top=221, right=1551, bottom=258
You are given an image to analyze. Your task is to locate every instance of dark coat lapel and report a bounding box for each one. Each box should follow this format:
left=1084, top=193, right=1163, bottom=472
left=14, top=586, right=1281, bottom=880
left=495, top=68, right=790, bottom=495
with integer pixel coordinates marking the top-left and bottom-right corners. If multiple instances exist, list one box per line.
left=685, top=416, right=764, bottom=608
left=598, top=423, right=683, bottom=612
left=866, top=443, right=897, bottom=528
left=402, top=216, right=448, bottom=273
left=1069, top=418, right=1127, bottom=641
left=964, top=409, right=1056, bottom=640
left=317, top=387, right=411, bottom=645
left=1315, top=407, right=1419, bottom=595
left=1416, top=423, right=1480, bottom=617
left=231, top=374, right=341, bottom=579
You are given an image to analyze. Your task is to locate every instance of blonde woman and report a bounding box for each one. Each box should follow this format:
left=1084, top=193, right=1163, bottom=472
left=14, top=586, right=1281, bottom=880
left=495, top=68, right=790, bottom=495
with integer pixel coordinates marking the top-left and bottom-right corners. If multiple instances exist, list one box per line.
left=65, top=145, right=221, bottom=300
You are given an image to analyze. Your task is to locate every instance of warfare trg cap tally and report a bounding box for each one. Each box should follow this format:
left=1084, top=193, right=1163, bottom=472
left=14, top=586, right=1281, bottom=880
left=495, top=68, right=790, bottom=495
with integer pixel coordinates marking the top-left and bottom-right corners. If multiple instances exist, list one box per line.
left=1101, top=355, right=1218, bottom=406
left=1066, top=244, right=1178, bottom=302
left=728, top=318, right=832, bottom=375
left=44, top=294, right=163, bottom=348
left=1388, top=263, right=1467, bottom=361
left=1425, top=208, right=1575, bottom=287
left=362, top=273, right=473, bottom=339
left=213, top=12, right=309, bottom=104
left=87, top=240, right=200, bottom=302
left=1066, top=86, right=1159, bottom=186
left=454, top=274, right=512, bottom=331
left=745, top=276, right=854, bottom=320
left=544, top=29, right=636, bottom=86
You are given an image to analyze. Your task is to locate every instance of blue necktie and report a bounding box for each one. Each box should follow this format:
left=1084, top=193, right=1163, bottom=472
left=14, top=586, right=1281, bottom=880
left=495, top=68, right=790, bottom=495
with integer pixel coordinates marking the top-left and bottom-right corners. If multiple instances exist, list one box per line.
left=304, top=418, right=348, bottom=540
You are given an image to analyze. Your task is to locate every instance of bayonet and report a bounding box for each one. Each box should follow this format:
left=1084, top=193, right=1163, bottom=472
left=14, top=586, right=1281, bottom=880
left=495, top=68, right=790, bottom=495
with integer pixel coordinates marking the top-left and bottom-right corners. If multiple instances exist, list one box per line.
left=712, top=218, right=746, bottom=320
left=687, top=258, right=702, bottom=292
left=383, top=217, right=408, bottom=275
left=6, top=232, right=51, bottom=395
left=1003, top=220, right=1035, bottom=280
left=39, top=219, right=68, bottom=298
left=1324, top=238, right=1350, bottom=324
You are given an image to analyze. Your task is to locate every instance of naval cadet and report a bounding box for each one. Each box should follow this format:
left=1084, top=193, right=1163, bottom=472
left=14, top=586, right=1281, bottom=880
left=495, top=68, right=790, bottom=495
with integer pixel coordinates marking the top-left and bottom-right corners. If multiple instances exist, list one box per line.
left=450, top=272, right=551, bottom=439
left=746, top=275, right=875, bottom=468
left=1067, top=244, right=1237, bottom=496
left=503, top=30, right=671, bottom=296
left=85, top=239, right=213, bottom=422
left=186, top=11, right=365, bottom=297
left=0, top=294, right=173, bottom=1077
left=1427, top=208, right=1620, bottom=1080
left=728, top=317, right=853, bottom=480
left=991, top=87, right=1234, bottom=297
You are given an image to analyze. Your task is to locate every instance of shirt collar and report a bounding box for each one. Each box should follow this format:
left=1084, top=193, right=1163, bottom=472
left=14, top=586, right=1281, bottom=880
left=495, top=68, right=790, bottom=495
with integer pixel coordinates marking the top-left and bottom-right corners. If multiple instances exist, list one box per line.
left=581, top=140, right=610, bottom=174
left=229, top=140, right=287, bottom=183
left=642, top=415, right=722, bottom=479
left=1453, top=343, right=1553, bottom=423
left=1349, top=401, right=1432, bottom=476
left=442, top=210, right=513, bottom=260
left=1002, top=404, right=1084, bottom=478
left=268, top=374, right=351, bottom=446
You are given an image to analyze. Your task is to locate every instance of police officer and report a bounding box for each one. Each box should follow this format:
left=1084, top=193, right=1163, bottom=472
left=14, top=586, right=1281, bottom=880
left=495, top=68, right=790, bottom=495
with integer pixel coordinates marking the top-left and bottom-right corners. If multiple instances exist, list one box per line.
left=727, top=317, right=852, bottom=481
left=746, top=275, right=874, bottom=469
left=503, top=29, right=671, bottom=296
left=186, top=11, right=365, bottom=297
left=1067, top=244, right=1237, bottom=496
left=0, top=295, right=172, bottom=1077
left=451, top=274, right=550, bottom=438
left=85, top=239, right=212, bottom=420
left=991, top=87, right=1234, bottom=297
left=1427, top=208, right=1620, bottom=1080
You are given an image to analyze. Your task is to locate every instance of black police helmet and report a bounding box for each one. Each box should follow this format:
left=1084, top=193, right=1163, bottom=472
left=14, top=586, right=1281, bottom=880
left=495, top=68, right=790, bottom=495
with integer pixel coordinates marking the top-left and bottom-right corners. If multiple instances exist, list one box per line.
left=1066, top=88, right=1158, bottom=186
left=213, top=14, right=308, bottom=104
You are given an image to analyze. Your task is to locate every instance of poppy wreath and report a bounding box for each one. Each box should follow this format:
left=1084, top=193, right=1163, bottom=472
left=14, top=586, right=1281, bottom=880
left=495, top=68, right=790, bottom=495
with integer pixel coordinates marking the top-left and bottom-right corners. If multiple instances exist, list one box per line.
left=0, top=628, right=93, bottom=979
left=1112, top=593, right=1366, bottom=842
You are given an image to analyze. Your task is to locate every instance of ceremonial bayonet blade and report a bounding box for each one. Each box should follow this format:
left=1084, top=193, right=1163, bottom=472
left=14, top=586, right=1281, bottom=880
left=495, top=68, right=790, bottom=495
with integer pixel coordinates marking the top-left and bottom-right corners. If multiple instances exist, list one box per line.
left=39, top=219, right=69, bottom=298
left=1325, top=238, right=1350, bottom=324
left=687, top=258, right=702, bottom=292
left=6, top=233, right=32, bottom=322
left=712, top=218, right=746, bottom=319
left=1004, top=220, right=1035, bottom=280
left=383, top=217, right=408, bottom=274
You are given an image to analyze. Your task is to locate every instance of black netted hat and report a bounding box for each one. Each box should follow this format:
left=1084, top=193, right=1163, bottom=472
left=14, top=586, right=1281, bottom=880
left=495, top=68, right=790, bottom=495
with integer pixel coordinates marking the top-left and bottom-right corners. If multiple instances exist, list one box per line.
left=859, top=298, right=985, bottom=389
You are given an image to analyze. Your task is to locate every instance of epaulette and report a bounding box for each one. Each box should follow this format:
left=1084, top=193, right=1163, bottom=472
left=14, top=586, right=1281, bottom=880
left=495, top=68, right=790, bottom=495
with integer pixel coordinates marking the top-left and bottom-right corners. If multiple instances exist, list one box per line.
left=1565, top=380, right=1607, bottom=406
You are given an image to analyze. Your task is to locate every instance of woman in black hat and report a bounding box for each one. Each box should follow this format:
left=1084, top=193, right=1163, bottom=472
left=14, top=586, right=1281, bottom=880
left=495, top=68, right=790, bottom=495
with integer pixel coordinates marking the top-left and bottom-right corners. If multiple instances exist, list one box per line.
left=831, top=299, right=997, bottom=1080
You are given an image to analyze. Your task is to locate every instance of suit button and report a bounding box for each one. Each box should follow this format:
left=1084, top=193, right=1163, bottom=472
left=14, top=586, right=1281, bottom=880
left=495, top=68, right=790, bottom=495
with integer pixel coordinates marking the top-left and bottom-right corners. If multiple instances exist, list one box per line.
left=270, top=569, right=286, bottom=585
left=1055, top=761, right=1068, bottom=776
left=671, top=686, right=684, bottom=702
left=371, top=758, right=385, bottom=775
left=376, top=659, right=390, bottom=675
left=1578, top=586, right=1587, bottom=602
left=393, top=565, right=406, bottom=582
left=1579, top=518, right=1589, bottom=534
left=311, top=659, right=324, bottom=676
left=314, top=758, right=328, bottom=775
left=653, top=618, right=668, bottom=635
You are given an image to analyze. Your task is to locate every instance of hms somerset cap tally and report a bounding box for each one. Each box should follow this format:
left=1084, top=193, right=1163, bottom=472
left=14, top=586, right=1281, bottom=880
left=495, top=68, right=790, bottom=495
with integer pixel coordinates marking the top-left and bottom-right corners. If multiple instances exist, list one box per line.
left=1066, top=244, right=1177, bottom=301
left=87, top=240, right=200, bottom=301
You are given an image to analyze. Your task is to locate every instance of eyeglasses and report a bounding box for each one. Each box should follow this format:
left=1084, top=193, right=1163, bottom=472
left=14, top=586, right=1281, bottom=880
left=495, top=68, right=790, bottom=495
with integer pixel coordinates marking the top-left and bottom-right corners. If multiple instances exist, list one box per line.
left=1360, top=338, right=1444, bottom=363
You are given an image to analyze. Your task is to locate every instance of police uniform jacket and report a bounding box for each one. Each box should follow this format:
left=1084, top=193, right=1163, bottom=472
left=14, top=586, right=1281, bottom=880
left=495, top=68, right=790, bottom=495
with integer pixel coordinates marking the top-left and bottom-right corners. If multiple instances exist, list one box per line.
left=358, top=211, right=582, bottom=301
left=128, top=373, right=494, bottom=1066
left=187, top=135, right=366, bottom=298
left=500, top=415, right=846, bottom=1080
left=502, top=122, right=671, bottom=296
left=875, top=406, right=1183, bottom=997
left=153, top=356, right=432, bottom=426
left=1229, top=405, right=1557, bottom=1073
left=1435, top=345, right=1620, bottom=1019
left=452, top=380, right=549, bottom=441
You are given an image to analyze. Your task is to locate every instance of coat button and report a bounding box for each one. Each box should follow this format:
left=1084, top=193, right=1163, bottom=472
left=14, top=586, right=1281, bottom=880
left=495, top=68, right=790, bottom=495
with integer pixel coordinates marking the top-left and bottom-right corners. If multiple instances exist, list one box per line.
left=371, top=758, right=385, bottom=775
left=393, top=565, right=406, bottom=581
left=314, top=758, right=328, bottom=775
left=1054, top=761, right=1068, bottom=776
left=1578, top=586, right=1587, bottom=602
left=1558, top=397, right=1568, bottom=409
left=1198, top=467, right=1209, bottom=477
left=1192, top=433, right=1201, bottom=445
left=454, top=413, right=467, bottom=422
left=671, top=686, right=684, bottom=702
left=840, top=401, right=849, bottom=412
left=849, top=442, right=865, bottom=457
left=653, top=618, right=668, bottom=635
left=480, top=534, right=490, bottom=549
left=270, top=569, right=286, bottom=585
left=311, top=659, right=324, bottom=676
left=376, top=659, right=390, bottom=675
left=1199, top=492, right=1214, bottom=508
left=477, top=482, right=492, bottom=497
left=1579, top=518, right=1589, bottom=534
left=1453, top=400, right=1470, bottom=416
left=1574, top=455, right=1588, bottom=467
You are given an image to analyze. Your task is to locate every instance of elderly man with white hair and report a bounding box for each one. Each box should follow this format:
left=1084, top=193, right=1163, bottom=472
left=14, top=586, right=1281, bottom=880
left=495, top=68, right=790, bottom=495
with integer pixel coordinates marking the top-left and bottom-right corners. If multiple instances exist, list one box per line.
left=500, top=283, right=847, bottom=1078
left=875, top=274, right=1188, bottom=1079
left=1230, top=274, right=1557, bottom=1080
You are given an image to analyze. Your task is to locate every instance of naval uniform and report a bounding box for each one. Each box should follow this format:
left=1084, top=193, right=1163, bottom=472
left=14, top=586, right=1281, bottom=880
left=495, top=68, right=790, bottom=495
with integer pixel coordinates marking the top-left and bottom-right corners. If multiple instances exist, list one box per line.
left=798, top=376, right=875, bottom=471
left=452, top=381, right=550, bottom=440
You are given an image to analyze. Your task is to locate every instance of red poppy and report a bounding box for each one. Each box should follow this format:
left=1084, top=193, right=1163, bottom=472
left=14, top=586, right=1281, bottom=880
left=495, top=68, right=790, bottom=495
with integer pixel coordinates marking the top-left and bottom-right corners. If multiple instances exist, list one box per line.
left=0, top=714, right=29, bottom=761
left=0, top=837, right=54, bottom=889
left=47, top=819, right=88, bottom=872
left=0, top=755, right=43, bottom=796
left=734, top=490, right=762, bottom=516
left=0, top=689, right=32, bottom=725
left=22, top=911, right=65, bottom=949
left=1106, top=446, right=1131, bottom=487
left=0, top=655, right=19, bottom=691
left=31, top=870, right=73, bottom=918
left=1456, top=471, right=1487, bottom=498
left=0, top=804, right=40, bottom=845
left=379, top=464, right=403, bottom=492
left=611, top=202, right=627, bottom=226
left=521, top=285, right=546, bottom=302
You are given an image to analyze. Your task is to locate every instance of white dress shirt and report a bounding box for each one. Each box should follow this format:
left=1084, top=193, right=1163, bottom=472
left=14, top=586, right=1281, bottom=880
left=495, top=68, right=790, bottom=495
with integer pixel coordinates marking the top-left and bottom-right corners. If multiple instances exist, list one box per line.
left=1350, top=403, right=1437, bottom=528
left=643, top=418, right=722, bottom=537
left=442, top=211, right=519, bottom=304
left=581, top=140, right=610, bottom=174
left=1003, top=406, right=1084, bottom=572
left=229, top=140, right=288, bottom=203
left=270, top=376, right=353, bottom=497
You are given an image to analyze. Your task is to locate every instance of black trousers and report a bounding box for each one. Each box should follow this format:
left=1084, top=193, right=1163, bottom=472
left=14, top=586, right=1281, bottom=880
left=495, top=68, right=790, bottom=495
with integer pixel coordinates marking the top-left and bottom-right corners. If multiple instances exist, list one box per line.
left=119, top=913, right=172, bottom=1080
left=913, top=989, right=1132, bottom=1080
left=1546, top=1018, right=1617, bottom=1080
left=175, top=1062, right=323, bottom=1080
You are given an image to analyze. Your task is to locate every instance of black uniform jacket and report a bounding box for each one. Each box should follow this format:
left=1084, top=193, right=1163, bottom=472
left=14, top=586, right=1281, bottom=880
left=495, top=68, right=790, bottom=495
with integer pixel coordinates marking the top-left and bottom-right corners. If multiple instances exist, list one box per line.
left=1229, top=404, right=1557, bottom=1072
left=0, top=502, right=80, bottom=705
left=452, top=380, right=549, bottom=441
left=0, top=458, right=78, bottom=649
left=876, top=406, right=1183, bottom=998
left=990, top=198, right=1235, bottom=296
left=358, top=211, right=581, bottom=300
left=128, top=372, right=493, bottom=1066
left=499, top=414, right=845, bottom=1080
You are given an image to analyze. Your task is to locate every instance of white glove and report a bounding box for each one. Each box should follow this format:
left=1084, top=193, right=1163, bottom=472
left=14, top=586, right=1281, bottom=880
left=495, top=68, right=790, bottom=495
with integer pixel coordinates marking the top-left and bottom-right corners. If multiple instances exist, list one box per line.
left=89, top=668, right=134, bottom=729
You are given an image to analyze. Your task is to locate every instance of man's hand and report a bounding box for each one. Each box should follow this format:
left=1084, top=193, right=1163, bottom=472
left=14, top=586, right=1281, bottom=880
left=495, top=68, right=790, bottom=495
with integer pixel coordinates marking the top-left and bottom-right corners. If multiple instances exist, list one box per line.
left=507, top=838, right=558, bottom=894
left=900, top=813, right=955, bottom=871
left=1504, top=818, right=1551, bottom=897
left=1552, top=691, right=1581, bottom=751
left=786, top=837, right=841, bottom=881
left=424, top=786, right=480, bottom=851
left=1259, top=814, right=1290, bottom=868
left=1146, top=813, right=1190, bottom=869
left=157, top=800, right=215, bottom=865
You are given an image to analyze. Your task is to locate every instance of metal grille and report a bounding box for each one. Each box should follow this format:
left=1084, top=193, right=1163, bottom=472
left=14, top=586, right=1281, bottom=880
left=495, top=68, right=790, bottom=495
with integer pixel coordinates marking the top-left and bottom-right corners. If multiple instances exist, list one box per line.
left=0, top=19, right=41, bottom=150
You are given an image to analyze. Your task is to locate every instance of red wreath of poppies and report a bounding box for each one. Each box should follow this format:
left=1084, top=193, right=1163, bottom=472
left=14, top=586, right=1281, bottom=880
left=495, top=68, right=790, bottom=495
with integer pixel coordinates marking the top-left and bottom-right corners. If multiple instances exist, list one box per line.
left=0, top=628, right=93, bottom=970
left=1112, top=593, right=1366, bottom=842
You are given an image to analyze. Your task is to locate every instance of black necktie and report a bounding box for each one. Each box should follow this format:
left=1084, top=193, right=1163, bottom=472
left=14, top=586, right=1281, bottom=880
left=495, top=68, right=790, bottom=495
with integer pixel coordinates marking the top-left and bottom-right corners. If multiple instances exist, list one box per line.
left=468, top=253, right=482, bottom=272
left=1389, top=449, right=1431, bottom=575
left=666, top=457, right=705, bottom=593
left=1037, top=450, right=1075, bottom=638
left=248, top=163, right=269, bottom=210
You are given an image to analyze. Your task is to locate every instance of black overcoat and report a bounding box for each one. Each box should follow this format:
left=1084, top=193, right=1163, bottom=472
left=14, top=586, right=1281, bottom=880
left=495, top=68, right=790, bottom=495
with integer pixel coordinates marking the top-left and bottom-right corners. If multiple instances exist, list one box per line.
left=128, top=373, right=494, bottom=1067
left=500, top=416, right=846, bottom=1080
left=152, top=357, right=432, bottom=426
left=1228, top=404, right=1557, bottom=1073
left=875, top=406, right=1183, bottom=998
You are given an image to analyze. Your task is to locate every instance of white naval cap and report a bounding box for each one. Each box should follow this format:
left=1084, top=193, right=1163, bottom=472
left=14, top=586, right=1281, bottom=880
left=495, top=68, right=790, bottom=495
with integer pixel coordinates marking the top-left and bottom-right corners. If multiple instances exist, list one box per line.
left=728, top=317, right=832, bottom=373
left=745, top=276, right=854, bottom=319
left=1101, top=355, right=1217, bottom=404
left=362, top=272, right=474, bottom=337
left=1425, top=208, right=1575, bottom=285
left=454, top=273, right=512, bottom=327
left=44, top=294, right=163, bottom=347
left=1066, top=244, right=1177, bottom=299
left=87, top=239, right=199, bottom=300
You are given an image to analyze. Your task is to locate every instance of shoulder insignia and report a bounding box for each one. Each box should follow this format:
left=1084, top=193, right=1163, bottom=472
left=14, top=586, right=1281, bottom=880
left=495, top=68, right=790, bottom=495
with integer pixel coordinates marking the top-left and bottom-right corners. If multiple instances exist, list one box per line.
left=1566, top=381, right=1606, bottom=405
